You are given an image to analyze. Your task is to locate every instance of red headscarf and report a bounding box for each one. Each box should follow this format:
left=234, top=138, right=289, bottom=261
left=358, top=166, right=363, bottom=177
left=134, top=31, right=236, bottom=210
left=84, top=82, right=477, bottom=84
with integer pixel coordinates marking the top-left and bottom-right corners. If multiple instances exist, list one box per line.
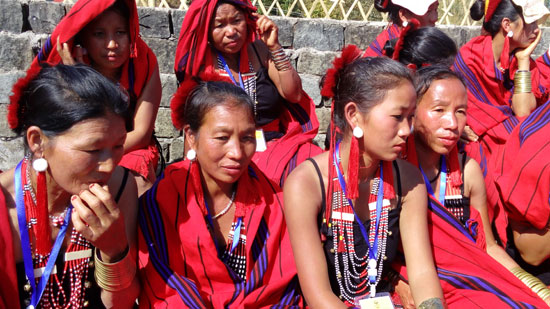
left=8, top=0, right=157, bottom=131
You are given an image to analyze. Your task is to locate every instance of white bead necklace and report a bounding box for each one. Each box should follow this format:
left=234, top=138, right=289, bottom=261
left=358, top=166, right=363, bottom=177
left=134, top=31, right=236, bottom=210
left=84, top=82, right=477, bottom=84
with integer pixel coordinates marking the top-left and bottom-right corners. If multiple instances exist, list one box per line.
left=212, top=189, right=237, bottom=219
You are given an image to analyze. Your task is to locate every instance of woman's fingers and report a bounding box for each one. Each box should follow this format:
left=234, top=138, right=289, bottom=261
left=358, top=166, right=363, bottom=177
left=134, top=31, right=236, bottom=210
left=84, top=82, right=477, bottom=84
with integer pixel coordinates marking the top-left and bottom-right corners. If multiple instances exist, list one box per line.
left=56, top=39, right=76, bottom=65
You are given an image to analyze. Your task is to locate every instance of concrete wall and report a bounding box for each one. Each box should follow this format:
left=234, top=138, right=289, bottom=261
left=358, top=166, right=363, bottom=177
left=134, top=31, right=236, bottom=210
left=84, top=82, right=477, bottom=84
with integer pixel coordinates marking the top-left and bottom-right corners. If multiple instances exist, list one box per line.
left=1, top=0, right=548, bottom=170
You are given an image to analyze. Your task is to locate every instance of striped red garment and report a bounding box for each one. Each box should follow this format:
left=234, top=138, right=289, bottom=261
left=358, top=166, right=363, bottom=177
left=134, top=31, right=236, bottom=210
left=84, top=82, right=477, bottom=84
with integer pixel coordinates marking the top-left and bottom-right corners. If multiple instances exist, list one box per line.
left=137, top=160, right=304, bottom=307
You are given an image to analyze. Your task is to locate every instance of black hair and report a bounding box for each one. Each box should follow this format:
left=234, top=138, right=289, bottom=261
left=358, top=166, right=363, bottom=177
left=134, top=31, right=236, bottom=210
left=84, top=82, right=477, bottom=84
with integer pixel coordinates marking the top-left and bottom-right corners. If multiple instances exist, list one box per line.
left=470, top=0, right=522, bottom=36
left=374, top=0, right=402, bottom=25
left=184, top=81, right=255, bottom=132
left=384, top=27, right=457, bottom=68
left=14, top=63, right=130, bottom=145
left=321, top=57, right=413, bottom=132
left=415, top=65, right=466, bottom=101
left=107, top=0, right=131, bottom=20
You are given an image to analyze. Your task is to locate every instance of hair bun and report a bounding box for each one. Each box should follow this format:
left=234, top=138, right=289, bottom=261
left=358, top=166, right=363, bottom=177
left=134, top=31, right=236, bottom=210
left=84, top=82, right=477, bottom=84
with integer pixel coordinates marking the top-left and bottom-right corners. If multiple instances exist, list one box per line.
left=470, top=0, right=486, bottom=21
left=374, top=0, right=392, bottom=12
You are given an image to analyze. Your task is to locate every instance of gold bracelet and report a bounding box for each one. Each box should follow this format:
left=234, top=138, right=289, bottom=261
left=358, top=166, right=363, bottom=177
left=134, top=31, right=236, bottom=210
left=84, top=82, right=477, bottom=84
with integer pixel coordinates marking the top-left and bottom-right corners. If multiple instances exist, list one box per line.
left=514, top=71, right=532, bottom=94
left=510, top=267, right=550, bottom=301
left=94, top=247, right=136, bottom=292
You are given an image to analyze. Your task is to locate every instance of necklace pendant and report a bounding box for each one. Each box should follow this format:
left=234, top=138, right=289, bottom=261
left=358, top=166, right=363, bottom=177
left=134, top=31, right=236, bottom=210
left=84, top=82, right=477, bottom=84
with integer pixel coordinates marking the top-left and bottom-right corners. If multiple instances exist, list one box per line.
left=368, top=258, right=377, bottom=269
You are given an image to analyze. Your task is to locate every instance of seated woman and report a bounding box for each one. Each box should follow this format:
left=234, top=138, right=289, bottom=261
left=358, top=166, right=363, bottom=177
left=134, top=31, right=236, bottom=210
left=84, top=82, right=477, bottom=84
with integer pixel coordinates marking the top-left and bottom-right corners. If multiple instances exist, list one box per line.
left=453, top=0, right=550, bottom=178
left=29, top=0, right=161, bottom=196
left=173, top=0, right=322, bottom=187
left=494, top=97, right=550, bottom=288
left=138, top=81, right=304, bottom=307
left=400, top=65, right=549, bottom=307
left=1, top=64, right=139, bottom=307
left=364, top=0, right=439, bottom=57
left=284, top=46, right=444, bottom=308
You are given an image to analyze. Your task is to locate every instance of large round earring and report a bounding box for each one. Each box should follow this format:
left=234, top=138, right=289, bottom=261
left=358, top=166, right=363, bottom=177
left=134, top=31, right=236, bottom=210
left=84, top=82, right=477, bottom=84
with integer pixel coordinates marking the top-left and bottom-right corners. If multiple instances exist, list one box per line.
left=353, top=127, right=364, bottom=139
left=507, top=31, right=514, bottom=38
left=186, top=149, right=197, bottom=161
left=402, top=21, right=408, bottom=27
left=32, top=157, right=48, bottom=172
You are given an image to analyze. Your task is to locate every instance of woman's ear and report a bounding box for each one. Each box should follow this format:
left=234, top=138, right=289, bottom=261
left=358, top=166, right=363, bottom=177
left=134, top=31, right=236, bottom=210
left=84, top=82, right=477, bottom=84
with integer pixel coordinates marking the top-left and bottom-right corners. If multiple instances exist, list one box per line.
left=184, top=125, right=197, bottom=150
left=26, top=126, right=47, bottom=157
left=398, top=8, right=409, bottom=26
left=501, top=17, right=513, bottom=33
left=344, top=102, right=363, bottom=130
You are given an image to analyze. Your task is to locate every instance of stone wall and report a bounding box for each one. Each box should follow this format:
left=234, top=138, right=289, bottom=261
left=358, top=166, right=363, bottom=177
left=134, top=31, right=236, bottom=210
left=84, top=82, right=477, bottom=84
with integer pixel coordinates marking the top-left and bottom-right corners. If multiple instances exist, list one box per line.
left=1, top=0, right=550, bottom=170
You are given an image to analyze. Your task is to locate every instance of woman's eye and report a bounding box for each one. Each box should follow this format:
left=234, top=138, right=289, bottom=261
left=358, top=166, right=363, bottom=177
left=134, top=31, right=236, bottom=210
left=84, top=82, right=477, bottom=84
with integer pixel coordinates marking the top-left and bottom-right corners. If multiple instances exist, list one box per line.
left=215, top=136, right=229, bottom=141
left=93, top=31, right=104, bottom=37
left=392, top=115, right=403, bottom=120
left=116, top=30, right=127, bottom=35
left=457, top=109, right=467, bottom=115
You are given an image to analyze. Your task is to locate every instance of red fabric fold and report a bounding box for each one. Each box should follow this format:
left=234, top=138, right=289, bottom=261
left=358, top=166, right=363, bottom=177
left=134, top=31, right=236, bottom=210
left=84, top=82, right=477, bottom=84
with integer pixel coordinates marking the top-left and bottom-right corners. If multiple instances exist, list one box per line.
left=137, top=160, right=304, bottom=307
left=363, top=24, right=402, bottom=58
left=0, top=188, right=19, bottom=308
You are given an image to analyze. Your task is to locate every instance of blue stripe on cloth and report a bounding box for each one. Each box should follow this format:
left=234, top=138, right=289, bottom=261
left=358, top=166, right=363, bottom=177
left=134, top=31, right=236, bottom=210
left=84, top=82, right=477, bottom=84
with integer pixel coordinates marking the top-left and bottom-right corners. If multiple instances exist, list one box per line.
left=519, top=99, right=550, bottom=146
left=437, top=268, right=535, bottom=309
left=428, top=197, right=476, bottom=243
left=453, top=54, right=492, bottom=104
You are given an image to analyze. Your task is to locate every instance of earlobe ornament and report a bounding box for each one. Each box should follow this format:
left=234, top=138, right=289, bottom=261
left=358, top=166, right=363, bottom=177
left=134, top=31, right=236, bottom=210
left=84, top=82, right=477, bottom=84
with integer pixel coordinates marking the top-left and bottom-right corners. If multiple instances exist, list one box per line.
left=32, top=157, right=48, bottom=172
left=507, top=31, right=514, bottom=38
left=186, top=149, right=197, bottom=161
left=353, top=127, right=364, bottom=139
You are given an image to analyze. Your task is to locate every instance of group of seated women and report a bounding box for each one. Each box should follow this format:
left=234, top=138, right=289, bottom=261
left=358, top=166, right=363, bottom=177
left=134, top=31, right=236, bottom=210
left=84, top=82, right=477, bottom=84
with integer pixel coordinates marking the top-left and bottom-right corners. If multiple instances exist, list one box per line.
left=0, top=0, right=549, bottom=308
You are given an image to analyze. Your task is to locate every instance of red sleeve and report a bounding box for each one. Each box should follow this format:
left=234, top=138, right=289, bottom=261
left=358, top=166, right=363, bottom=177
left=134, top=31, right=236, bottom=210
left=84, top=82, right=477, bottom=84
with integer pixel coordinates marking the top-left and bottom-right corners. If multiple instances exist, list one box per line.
left=0, top=188, right=19, bottom=308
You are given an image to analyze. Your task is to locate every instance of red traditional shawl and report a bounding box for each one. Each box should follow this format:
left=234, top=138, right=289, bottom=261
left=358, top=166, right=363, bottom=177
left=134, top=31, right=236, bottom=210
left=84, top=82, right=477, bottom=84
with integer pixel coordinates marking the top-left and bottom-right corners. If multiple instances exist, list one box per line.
left=494, top=98, right=550, bottom=231
left=137, top=160, right=304, bottom=307
left=363, top=23, right=401, bottom=58
left=394, top=140, right=548, bottom=306
left=29, top=0, right=157, bottom=101
left=403, top=136, right=485, bottom=248
left=453, top=35, right=549, bottom=158
left=172, top=0, right=321, bottom=187
left=23, top=0, right=159, bottom=179
left=0, top=188, right=19, bottom=308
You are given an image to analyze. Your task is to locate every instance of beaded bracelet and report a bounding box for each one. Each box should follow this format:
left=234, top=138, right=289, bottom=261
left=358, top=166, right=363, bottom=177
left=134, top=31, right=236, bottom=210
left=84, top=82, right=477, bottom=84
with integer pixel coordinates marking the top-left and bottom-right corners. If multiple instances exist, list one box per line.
left=510, top=267, right=550, bottom=301
left=94, top=247, right=136, bottom=292
left=514, top=70, right=532, bottom=94
left=270, top=47, right=292, bottom=71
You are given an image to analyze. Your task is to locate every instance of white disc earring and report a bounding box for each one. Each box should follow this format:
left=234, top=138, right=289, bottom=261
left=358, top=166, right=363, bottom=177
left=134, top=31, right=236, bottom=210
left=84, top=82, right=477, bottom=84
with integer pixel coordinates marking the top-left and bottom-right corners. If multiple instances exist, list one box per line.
left=186, top=149, right=197, bottom=161
left=402, top=21, right=408, bottom=27
left=353, top=127, right=364, bottom=139
left=32, top=157, right=48, bottom=172
left=507, top=31, right=514, bottom=38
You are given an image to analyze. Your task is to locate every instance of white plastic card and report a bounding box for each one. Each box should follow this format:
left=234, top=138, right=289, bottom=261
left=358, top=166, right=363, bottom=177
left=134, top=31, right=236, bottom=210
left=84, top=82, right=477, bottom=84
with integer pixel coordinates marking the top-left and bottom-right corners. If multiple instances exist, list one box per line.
left=358, top=293, right=394, bottom=309
left=255, top=129, right=267, bottom=152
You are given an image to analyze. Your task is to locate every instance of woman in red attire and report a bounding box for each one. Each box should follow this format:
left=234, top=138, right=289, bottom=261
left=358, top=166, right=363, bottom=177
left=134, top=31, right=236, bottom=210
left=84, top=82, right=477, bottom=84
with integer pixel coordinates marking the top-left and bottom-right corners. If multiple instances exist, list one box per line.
left=401, top=65, right=549, bottom=307
left=1, top=64, right=139, bottom=308
left=284, top=47, right=444, bottom=308
left=494, top=96, right=550, bottom=290
left=173, top=0, right=322, bottom=187
left=453, top=0, right=549, bottom=170
left=363, top=0, right=439, bottom=57
left=31, top=0, right=161, bottom=196
left=137, top=81, right=304, bottom=307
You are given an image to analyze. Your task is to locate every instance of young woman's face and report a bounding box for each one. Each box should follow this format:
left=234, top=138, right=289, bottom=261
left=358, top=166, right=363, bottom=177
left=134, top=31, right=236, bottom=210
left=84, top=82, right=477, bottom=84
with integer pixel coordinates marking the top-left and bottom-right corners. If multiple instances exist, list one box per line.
left=510, top=17, right=540, bottom=50
left=358, top=81, right=416, bottom=161
left=41, top=113, right=127, bottom=195
left=80, top=9, right=130, bottom=76
left=413, top=78, right=467, bottom=155
left=188, top=102, right=256, bottom=186
left=209, top=3, right=248, bottom=56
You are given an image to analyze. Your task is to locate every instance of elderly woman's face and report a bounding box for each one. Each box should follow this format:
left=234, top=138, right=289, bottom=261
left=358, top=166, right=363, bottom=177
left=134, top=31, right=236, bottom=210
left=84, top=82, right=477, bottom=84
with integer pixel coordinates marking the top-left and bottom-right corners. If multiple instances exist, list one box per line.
left=189, top=102, right=256, bottom=186
left=41, top=113, right=127, bottom=195
left=210, top=3, right=248, bottom=55
left=413, top=78, right=467, bottom=155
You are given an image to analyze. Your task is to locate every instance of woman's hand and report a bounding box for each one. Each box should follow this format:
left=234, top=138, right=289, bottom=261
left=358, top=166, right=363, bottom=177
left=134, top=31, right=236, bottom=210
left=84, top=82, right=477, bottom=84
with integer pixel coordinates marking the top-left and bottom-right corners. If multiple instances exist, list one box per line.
left=253, top=13, right=281, bottom=51
left=460, top=125, right=479, bottom=143
left=515, top=31, right=542, bottom=69
left=394, top=279, right=415, bottom=309
left=56, top=38, right=87, bottom=66
left=71, top=183, right=128, bottom=262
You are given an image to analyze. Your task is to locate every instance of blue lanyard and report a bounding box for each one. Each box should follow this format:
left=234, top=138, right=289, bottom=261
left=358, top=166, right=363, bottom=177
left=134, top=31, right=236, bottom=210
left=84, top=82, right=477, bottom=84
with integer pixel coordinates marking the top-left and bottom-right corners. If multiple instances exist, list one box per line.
left=15, top=161, right=73, bottom=308
left=333, top=141, right=384, bottom=285
left=217, top=53, right=245, bottom=90
left=419, top=156, right=447, bottom=205
left=204, top=196, right=241, bottom=255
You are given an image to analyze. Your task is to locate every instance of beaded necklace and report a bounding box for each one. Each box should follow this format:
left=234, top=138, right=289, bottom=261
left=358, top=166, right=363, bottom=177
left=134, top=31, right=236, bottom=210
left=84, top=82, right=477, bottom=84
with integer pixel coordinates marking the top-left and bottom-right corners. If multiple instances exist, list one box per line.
left=217, top=54, right=258, bottom=117
left=330, top=142, right=393, bottom=305
left=18, top=158, right=94, bottom=308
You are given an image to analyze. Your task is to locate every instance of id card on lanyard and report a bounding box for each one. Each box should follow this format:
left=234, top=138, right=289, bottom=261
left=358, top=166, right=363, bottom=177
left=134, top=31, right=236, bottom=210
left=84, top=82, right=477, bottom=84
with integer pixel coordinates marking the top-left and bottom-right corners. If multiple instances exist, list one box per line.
left=358, top=292, right=395, bottom=309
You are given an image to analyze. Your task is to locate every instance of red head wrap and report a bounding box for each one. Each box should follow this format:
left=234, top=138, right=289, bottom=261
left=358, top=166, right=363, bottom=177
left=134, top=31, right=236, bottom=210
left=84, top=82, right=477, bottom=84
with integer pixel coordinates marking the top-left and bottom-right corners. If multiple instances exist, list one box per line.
left=485, top=0, right=503, bottom=22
